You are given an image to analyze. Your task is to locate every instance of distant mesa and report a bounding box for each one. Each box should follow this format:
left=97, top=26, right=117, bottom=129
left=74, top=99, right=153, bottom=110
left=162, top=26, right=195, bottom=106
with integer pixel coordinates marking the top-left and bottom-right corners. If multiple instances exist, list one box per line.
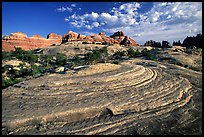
left=2, top=31, right=139, bottom=52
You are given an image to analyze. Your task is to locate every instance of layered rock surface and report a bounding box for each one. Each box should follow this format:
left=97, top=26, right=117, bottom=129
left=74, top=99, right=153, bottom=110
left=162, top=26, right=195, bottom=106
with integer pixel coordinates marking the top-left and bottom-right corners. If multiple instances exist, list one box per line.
left=2, top=59, right=201, bottom=135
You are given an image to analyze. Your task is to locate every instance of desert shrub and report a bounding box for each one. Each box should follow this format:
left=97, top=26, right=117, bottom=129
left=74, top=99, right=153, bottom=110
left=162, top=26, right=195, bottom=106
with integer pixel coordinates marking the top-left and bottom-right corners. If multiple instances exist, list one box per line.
left=127, top=48, right=141, bottom=57
left=12, top=47, right=38, bottom=64
left=55, top=53, right=67, bottom=66
left=2, top=51, right=13, bottom=60
left=101, top=47, right=108, bottom=56
left=40, top=54, right=54, bottom=67
left=30, top=65, right=46, bottom=76
left=112, top=60, right=119, bottom=64
left=113, top=50, right=126, bottom=59
left=146, top=54, right=157, bottom=61
left=82, top=41, right=90, bottom=44
left=3, top=65, right=13, bottom=74
left=141, top=48, right=157, bottom=61
left=71, top=56, right=85, bottom=66
left=2, top=77, right=21, bottom=89
left=14, top=67, right=32, bottom=78
left=84, top=50, right=100, bottom=64
left=141, top=48, right=149, bottom=56
left=127, top=47, right=135, bottom=57
left=13, top=47, right=25, bottom=55
left=84, top=47, right=109, bottom=64
left=96, top=42, right=101, bottom=45
left=99, top=47, right=109, bottom=63
left=24, top=51, right=38, bottom=64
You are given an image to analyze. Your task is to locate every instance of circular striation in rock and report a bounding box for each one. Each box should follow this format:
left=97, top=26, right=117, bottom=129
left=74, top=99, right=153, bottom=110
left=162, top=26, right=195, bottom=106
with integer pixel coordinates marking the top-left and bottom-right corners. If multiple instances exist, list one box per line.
left=2, top=61, right=195, bottom=135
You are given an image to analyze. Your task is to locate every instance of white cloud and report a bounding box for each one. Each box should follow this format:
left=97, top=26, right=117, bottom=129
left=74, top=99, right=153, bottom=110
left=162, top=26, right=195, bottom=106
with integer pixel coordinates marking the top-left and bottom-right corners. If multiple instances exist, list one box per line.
left=91, top=12, right=99, bottom=19
left=71, top=4, right=76, bottom=7
left=119, top=2, right=140, bottom=15
left=166, top=15, right=171, bottom=19
left=65, top=18, right=69, bottom=21
left=92, top=22, right=100, bottom=28
left=57, top=6, right=72, bottom=12
left=64, top=2, right=202, bottom=44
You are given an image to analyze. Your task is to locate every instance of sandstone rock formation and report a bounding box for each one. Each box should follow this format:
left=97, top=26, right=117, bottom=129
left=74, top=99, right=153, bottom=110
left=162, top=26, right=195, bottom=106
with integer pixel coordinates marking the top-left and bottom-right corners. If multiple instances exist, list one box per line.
left=2, top=59, right=201, bottom=135
left=120, top=36, right=139, bottom=46
left=62, top=31, right=79, bottom=43
left=62, top=31, right=139, bottom=46
left=2, top=31, right=139, bottom=52
left=77, top=34, right=86, bottom=40
left=2, top=32, right=62, bottom=52
left=110, top=31, right=139, bottom=46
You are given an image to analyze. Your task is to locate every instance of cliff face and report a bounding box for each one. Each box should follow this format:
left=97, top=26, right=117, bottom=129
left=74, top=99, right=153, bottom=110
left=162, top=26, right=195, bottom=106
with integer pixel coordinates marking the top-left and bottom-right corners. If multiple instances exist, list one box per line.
left=2, top=31, right=139, bottom=52
left=2, top=32, right=62, bottom=52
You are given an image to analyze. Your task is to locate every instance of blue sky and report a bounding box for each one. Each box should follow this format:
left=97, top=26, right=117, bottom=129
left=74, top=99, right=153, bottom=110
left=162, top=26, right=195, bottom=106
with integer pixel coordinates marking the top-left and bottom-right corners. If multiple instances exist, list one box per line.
left=2, top=2, right=202, bottom=44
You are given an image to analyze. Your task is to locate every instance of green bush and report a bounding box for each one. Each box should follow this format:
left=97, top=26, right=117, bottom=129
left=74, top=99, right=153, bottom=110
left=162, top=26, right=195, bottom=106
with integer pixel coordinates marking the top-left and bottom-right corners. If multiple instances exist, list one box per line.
left=2, top=77, right=21, bottom=89
left=71, top=56, right=85, bottom=66
left=141, top=48, right=149, bottom=56
left=2, top=51, right=13, bottom=60
left=112, top=60, right=119, bottom=64
left=127, top=48, right=135, bottom=57
left=82, top=41, right=90, bottom=44
left=55, top=53, right=67, bottom=66
left=84, top=47, right=109, bottom=64
left=12, top=47, right=38, bottom=64
left=112, top=50, right=127, bottom=59
left=30, top=65, right=46, bottom=76
left=40, top=54, right=54, bottom=67
left=102, top=41, right=111, bottom=45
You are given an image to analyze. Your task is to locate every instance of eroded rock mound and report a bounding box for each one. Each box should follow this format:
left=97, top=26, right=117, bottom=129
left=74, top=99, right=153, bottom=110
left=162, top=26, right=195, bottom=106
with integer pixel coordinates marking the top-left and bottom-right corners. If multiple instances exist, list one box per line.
left=63, top=31, right=79, bottom=42
left=120, top=36, right=139, bottom=46
left=2, top=32, right=62, bottom=52
left=2, top=30, right=139, bottom=52
left=62, top=31, right=139, bottom=46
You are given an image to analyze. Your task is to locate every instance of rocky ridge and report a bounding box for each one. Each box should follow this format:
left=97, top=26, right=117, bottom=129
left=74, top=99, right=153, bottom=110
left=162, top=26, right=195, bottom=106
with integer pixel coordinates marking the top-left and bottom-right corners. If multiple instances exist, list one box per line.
left=2, top=31, right=139, bottom=52
left=2, top=32, right=62, bottom=51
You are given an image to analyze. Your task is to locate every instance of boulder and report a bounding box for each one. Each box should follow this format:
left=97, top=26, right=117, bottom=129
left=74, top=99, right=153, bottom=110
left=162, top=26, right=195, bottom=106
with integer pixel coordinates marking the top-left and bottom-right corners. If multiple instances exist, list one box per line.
left=55, top=66, right=65, bottom=73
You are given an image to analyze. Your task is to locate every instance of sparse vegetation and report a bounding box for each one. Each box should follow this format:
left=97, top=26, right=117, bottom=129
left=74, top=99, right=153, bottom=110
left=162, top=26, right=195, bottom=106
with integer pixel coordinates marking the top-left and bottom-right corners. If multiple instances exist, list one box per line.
left=55, top=53, right=67, bottom=66
left=2, top=77, right=21, bottom=89
left=82, top=41, right=90, bottom=44
left=84, top=47, right=109, bottom=64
